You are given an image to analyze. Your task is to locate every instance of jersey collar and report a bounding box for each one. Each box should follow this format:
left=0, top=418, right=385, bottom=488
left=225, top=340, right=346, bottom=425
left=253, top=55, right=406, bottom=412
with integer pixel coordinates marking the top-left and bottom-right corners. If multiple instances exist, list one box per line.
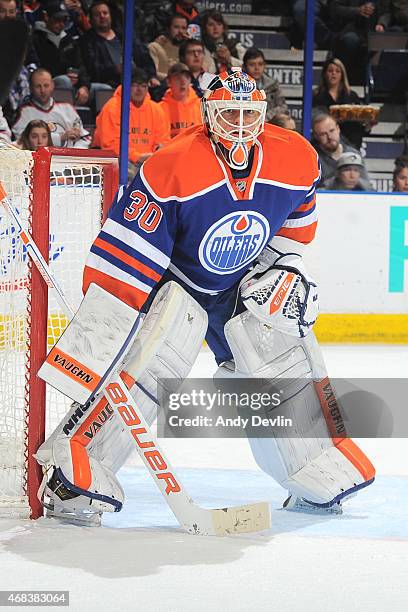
left=213, top=139, right=263, bottom=201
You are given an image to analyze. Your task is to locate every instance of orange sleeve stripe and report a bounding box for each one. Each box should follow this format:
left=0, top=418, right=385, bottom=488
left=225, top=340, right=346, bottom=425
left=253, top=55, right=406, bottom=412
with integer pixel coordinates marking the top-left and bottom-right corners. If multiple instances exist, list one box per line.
left=277, top=221, right=317, bottom=244
left=296, top=196, right=316, bottom=212
left=83, top=266, right=149, bottom=310
left=93, top=237, right=161, bottom=282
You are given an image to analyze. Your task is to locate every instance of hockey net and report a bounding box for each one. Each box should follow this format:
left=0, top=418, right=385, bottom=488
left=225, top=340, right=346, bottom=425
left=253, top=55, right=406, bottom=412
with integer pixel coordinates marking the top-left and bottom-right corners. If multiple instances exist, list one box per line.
left=0, top=144, right=118, bottom=519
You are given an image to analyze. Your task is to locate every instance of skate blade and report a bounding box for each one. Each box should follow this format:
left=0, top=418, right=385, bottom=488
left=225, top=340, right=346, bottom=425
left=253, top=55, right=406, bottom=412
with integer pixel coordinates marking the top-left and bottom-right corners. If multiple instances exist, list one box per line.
left=46, top=508, right=102, bottom=527
left=283, top=496, right=343, bottom=515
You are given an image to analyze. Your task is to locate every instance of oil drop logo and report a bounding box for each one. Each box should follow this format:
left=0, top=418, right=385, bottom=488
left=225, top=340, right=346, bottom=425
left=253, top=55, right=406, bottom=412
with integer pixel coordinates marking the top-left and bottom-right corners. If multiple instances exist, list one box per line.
left=198, top=211, right=269, bottom=275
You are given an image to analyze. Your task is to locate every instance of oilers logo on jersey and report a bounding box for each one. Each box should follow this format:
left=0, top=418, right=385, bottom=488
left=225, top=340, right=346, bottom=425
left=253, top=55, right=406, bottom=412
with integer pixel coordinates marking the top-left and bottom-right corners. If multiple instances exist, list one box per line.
left=83, top=124, right=320, bottom=310
left=198, top=211, right=269, bottom=275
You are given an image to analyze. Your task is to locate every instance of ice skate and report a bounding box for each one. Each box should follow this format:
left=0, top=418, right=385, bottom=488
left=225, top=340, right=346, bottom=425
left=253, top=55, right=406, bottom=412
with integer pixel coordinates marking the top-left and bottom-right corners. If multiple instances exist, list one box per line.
left=283, top=493, right=343, bottom=515
left=39, top=468, right=103, bottom=527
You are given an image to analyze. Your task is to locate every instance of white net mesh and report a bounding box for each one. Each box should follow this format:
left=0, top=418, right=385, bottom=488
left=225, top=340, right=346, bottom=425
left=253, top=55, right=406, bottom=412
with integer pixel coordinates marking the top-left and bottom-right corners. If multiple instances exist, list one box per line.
left=0, top=144, right=111, bottom=517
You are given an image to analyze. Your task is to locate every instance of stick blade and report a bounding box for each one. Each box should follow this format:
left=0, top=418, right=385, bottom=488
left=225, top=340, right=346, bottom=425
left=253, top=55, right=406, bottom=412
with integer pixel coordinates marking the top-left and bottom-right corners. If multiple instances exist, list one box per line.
left=211, top=502, right=271, bottom=536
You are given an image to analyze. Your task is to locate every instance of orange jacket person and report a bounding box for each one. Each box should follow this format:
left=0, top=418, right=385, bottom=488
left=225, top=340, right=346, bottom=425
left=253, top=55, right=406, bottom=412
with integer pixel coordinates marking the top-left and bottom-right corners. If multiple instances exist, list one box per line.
left=159, top=63, right=202, bottom=138
left=94, top=68, right=170, bottom=166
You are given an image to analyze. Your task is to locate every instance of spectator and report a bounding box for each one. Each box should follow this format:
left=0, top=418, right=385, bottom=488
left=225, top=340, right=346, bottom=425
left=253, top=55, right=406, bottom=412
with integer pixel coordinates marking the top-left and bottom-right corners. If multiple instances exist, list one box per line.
left=32, top=1, right=69, bottom=59
left=79, top=1, right=156, bottom=91
left=17, top=118, right=53, bottom=149
left=33, top=1, right=91, bottom=105
left=313, top=58, right=367, bottom=149
left=0, top=0, right=16, bottom=19
left=22, top=0, right=44, bottom=27
left=179, top=39, right=215, bottom=97
left=290, top=0, right=334, bottom=49
left=13, top=68, right=91, bottom=147
left=322, top=151, right=373, bottom=190
left=173, top=0, right=200, bottom=26
left=376, top=0, right=408, bottom=31
left=0, top=1, right=33, bottom=125
left=78, top=1, right=120, bottom=89
left=243, top=48, right=288, bottom=122
left=0, top=106, right=12, bottom=142
left=200, top=10, right=245, bottom=73
left=141, top=0, right=200, bottom=42
left=2, top=65, right=31, bottom=127
left=93, top=68, right=170, bottom=173
left=269, top=114, right=297, bottom=130
left=0, top=0, right=40, bottom=68
left=393, top=156, right=408, bottom=191
left=312, top=111, right=371, bottom=185
left=159, top=63, right=201, bottom=138
left=64, top=0, right=91, bottom=37
left=148, top=13, right=189, bottom=82
left=330, top=1, right=383, bottom=84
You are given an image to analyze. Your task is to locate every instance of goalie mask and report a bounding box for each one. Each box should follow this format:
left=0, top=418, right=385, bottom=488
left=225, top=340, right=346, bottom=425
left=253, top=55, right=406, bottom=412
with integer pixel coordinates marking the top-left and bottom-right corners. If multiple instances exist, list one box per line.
left=201, top=68, right=267, bottom=170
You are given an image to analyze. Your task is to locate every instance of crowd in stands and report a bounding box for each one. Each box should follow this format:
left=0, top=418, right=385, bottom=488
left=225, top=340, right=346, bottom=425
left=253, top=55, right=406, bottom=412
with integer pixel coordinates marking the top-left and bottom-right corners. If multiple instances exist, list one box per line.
left=288, top=1, right=408, bottom=83
left=0, top=0, right=407, bottom=192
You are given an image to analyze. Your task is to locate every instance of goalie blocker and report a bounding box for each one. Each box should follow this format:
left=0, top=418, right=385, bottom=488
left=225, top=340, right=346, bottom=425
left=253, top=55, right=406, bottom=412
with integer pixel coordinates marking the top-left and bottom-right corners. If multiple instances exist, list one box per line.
left=38, top=283, right=142, bottom=405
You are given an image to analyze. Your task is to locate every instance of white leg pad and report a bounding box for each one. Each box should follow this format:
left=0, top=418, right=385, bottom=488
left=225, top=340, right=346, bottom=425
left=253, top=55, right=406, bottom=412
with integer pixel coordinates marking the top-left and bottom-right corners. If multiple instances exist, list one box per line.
left=220, top=310, right=374, bottom=506
left=107, top=280, right=208, bottom=472
left=36, top=281, right=208, bottom=507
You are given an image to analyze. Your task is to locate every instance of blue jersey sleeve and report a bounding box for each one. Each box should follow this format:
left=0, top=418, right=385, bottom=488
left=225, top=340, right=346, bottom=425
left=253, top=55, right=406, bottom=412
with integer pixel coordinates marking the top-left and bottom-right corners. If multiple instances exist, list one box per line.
left=83, top=172, right=178, bottom=309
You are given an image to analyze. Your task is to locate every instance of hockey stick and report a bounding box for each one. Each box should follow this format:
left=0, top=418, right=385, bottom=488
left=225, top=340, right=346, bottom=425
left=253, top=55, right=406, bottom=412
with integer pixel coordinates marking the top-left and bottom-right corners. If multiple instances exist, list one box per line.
left=0, top=182, right=271, bottom=536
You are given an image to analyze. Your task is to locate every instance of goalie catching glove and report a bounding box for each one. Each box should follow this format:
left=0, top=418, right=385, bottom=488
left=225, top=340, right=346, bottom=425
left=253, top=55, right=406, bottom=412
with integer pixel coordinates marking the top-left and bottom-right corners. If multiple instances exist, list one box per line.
left=240, top=236, right=318, bottom=338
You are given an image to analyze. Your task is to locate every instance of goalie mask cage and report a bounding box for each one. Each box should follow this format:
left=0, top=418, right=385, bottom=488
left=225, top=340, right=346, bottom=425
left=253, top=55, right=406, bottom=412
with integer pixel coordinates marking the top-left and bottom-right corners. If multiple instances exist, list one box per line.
left=0, top=145, right=118, bottom=519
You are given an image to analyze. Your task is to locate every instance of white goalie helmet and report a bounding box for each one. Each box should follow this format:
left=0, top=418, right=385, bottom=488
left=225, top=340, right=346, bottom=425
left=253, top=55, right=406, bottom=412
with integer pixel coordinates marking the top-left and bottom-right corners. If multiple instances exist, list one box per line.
left=201, top=68, right=267, bottom=170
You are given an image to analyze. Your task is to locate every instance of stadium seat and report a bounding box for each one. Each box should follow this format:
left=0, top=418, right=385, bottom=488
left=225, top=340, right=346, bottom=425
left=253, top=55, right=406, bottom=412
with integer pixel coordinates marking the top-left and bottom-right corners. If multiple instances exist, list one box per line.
left=95, top=89, right=114, bottom=114
left=366, top=32, right=408, bottom=102
left=53, top=88, right=75, bottom=105
left=76, top=106, right=92, bottom=125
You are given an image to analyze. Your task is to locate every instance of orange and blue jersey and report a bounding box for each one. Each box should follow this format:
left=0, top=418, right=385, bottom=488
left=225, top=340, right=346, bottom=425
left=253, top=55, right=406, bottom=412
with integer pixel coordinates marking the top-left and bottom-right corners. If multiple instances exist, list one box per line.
left=83, top=123, right=320, bottom=312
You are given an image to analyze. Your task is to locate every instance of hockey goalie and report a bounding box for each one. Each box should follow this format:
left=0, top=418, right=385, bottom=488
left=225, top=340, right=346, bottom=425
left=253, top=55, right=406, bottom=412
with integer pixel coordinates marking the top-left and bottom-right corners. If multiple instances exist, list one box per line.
left=35, top=69, right=375, bottom=525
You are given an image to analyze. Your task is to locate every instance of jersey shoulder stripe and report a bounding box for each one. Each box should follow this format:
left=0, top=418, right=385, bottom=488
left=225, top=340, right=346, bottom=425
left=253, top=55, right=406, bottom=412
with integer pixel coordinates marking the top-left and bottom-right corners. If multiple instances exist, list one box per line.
left=141, top=126, right=225, bottom=201
left=98, top=229, right=165, bottom=277
left=141, top=124, right=320, bottom=201
left=103, top=218, right=170, bottom=270
left=295, top=195, right=316, bottom=213
left=91, top=239, right=159, bottom=288
left=277, top=222, right=318, bottom=243
left=288, top=203, right=316, bottom=220
left=259, top=125, right=320, bottom=189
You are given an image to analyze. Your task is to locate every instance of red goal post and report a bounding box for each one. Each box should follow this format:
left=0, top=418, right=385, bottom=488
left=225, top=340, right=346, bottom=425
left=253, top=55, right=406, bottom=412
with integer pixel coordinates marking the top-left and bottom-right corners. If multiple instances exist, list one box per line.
left=0, top=145, right=118, bottom=519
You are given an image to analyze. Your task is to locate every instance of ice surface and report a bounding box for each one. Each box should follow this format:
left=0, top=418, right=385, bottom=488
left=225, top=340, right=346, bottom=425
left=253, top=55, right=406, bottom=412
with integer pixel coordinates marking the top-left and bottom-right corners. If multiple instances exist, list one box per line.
left=1, top=345, right=407, bottom=612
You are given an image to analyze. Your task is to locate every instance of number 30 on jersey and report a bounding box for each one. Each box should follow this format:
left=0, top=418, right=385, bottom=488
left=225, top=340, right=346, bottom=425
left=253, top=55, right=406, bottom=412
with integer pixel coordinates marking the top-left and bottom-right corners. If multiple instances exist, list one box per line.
left=123, top=189, right=163, bottom=233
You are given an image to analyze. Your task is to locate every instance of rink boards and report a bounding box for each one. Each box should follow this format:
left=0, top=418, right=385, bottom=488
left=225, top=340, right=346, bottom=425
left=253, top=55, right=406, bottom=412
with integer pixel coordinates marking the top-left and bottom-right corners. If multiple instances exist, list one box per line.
left=307, top=191, right=408, bottom=343
left=1, top=189, right=407, bottom=345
